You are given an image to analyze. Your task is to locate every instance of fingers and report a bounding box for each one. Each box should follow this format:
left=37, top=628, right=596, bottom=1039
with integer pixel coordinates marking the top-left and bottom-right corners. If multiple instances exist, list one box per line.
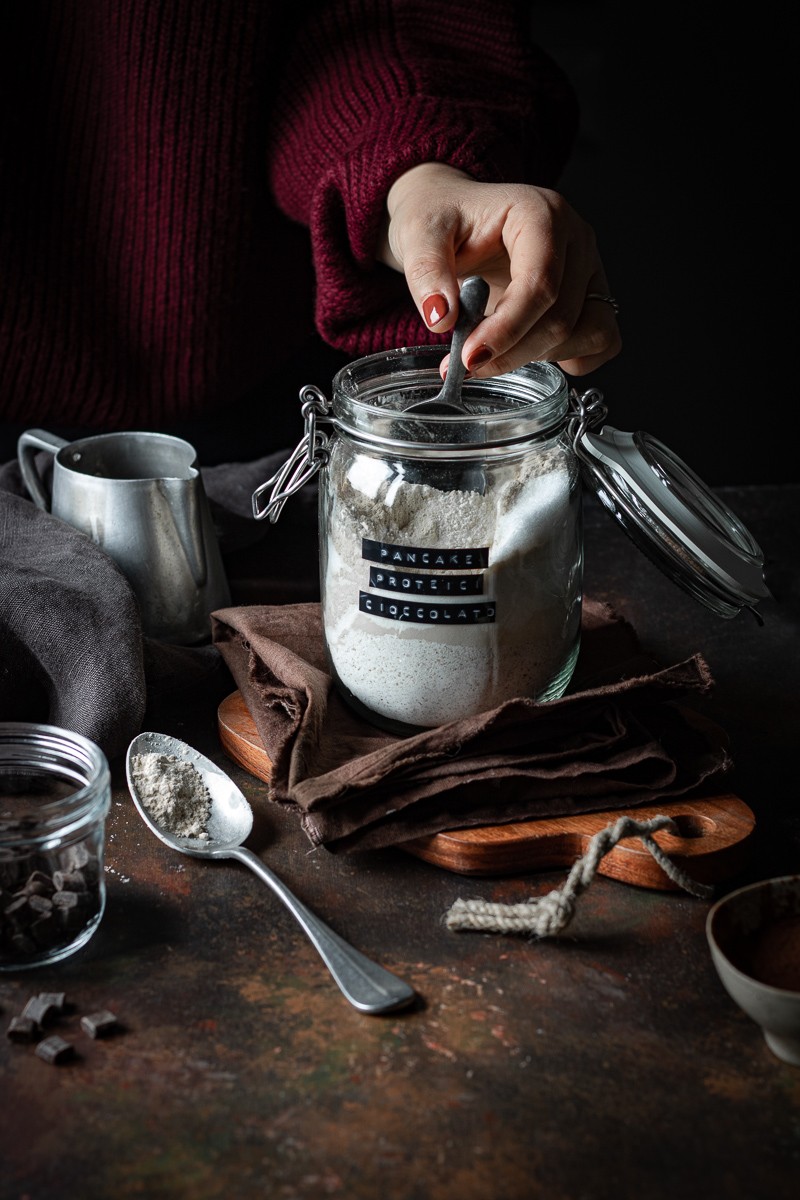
left=552, top=287, right=622, bottom=375
left=442, top=277, right=621, bottom=380
left=468, top=307, right=622, bottom=378
left=496, top=300, right=620, bottom=376
left=383, top=168, right=621, bottom=377
left=439, top=197, right=610, bottom=375
left=462, top=249, right=621, bottom=379
left=458, top=196, right=608, bottom=374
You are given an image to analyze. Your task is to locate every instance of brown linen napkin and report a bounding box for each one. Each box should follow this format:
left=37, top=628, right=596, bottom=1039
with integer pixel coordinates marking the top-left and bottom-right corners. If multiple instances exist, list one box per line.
left=211, top=599, right=732, bottom=853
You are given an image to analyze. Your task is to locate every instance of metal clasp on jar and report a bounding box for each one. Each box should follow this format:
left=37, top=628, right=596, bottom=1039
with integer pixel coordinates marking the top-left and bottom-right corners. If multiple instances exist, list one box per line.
left=567, top=386, right=608, bottom=464
left=252, top=385, right=332, bottom=522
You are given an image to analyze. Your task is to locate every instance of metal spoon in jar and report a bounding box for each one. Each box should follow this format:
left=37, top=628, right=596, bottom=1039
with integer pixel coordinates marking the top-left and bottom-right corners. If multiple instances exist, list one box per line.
left=405, top=275, right=490, bottom=416
left=125, top=731, right=416, bottom=1015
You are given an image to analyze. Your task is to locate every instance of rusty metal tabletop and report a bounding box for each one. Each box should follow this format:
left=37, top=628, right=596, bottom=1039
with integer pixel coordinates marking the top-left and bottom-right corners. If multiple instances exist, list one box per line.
left=2, top=483, right=798, bottom=1200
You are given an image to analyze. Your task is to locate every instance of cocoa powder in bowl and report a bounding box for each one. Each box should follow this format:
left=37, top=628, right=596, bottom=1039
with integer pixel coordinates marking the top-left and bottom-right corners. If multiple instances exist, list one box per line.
left=749, top=914, right=800, bottom=992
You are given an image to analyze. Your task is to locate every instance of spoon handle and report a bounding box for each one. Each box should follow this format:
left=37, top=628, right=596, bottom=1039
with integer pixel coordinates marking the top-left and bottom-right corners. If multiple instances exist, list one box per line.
left=446, top=275, right=491, bottom=384
left=224, top=846, right=416, bottom=1014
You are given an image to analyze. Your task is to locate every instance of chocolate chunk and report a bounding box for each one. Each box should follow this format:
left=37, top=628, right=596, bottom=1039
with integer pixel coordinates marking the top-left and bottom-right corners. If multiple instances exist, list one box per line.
left=24, top=870, right=56, bottom=897
left=52, top=870, right=87, bottom=893
left=37, top=992, right=67, bottom=1013
left=52, top=891, right=90, bottom=918
left=22, top=994, right=59, bottom=1027
left=3, top=895, right=28, bottom=920
left=51, top=888, right=95, bottom=934
left=59, top=843, right=91, bottom=871
left=35, top=1035, right=75, bottom=1064
left=6, top=1015, right=37, bottom=1042
left=80, top=1010, right=119, bottom=1039
left=58, top=845, right=98, bottom=882
left=21, top=995, right=48, bottom=1026
left=0, top=843, right=101, bottom=964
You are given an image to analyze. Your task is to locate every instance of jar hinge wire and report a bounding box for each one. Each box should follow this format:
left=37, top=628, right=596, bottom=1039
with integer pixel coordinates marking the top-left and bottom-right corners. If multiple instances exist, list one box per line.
left=252, top=385, right=332, bottom=522
left=568, top=387, right=607, bottom=466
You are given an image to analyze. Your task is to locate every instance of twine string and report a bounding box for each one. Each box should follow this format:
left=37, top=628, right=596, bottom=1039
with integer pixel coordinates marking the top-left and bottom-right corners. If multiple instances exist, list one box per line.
left=445, top=814, right=714, bottom=937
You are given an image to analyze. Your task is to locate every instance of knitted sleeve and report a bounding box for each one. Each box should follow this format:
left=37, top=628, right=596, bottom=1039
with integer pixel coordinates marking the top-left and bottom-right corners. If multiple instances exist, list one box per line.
left=267, top=0, right=579, bottom=356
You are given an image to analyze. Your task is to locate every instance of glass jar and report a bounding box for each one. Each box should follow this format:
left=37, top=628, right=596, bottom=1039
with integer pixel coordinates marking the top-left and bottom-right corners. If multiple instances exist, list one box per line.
left=0, top=723, right=111, bottom=970
left=257, top=348, right=583, bottom=734
left=254, top=348, right=772, bottom=736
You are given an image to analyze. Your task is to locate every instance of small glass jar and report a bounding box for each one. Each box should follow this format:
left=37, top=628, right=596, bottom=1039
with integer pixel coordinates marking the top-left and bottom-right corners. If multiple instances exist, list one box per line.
left=256, top=348, right=583, bottom=734
left=0, top=723, right=111, bottom=970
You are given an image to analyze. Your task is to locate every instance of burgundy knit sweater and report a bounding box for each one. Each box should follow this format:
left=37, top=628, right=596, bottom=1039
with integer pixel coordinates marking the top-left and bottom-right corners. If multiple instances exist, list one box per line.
left=0, top=1, right=577, bottom=436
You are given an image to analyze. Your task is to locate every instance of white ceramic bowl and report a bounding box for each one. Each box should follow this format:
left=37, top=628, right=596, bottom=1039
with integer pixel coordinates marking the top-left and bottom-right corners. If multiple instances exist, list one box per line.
left=706, top=874, right=800, bottom=1065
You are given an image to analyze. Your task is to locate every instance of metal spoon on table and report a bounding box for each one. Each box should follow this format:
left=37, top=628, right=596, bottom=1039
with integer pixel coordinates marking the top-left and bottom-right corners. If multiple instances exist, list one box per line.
left=125, top=731, right=416, bottom=1015
left=405, top=275, right=490, bottom=416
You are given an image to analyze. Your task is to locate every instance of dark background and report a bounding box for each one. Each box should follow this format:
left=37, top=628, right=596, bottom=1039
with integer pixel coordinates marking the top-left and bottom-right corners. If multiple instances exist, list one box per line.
left=532, top=2, right=793, bottom=486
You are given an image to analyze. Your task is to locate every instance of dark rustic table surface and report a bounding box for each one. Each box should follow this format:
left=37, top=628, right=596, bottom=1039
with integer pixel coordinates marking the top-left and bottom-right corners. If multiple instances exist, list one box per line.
left=2, top=483, right=798, bottom=1200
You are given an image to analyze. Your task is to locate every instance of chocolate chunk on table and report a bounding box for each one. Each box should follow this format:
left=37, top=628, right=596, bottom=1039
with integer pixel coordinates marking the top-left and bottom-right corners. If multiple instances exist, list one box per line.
left=6, top=1015, right=37, bottom=1043
left=37, top=992, right=67, bottom=1012
left=35, top=1035, right=75, bottom=1064
left=21, top=992, right=67, bottom=1029
left=80, top=1010, right=119, bottom=1039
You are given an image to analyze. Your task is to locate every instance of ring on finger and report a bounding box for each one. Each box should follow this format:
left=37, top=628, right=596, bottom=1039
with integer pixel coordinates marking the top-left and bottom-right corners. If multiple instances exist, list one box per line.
left=585, top=292, right=619, bottom=316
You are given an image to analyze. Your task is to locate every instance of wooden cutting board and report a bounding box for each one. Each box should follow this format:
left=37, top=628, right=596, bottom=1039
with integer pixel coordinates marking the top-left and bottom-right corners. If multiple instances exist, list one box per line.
left=217, top=690, right=756, bottom=889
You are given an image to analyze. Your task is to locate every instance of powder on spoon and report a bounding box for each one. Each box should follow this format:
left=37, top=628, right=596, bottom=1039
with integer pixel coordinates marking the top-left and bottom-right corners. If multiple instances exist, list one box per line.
left=130, top=752, right=212, bottom=839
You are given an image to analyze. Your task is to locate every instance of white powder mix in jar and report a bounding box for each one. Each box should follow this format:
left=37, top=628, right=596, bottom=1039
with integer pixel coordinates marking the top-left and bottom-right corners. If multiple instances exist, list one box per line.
left=130, top=752, right=212, bottom=839
left=322, top=442, right=582, bottom=728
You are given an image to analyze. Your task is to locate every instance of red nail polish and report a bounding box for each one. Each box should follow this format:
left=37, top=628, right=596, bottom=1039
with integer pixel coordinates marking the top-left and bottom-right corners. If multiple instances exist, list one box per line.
left=423, top=294, right=449, bottom=327
left=466, top=345, right=493, bottom=371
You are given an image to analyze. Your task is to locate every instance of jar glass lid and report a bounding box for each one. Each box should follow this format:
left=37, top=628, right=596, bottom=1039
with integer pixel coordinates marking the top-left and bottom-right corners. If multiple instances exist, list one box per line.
left=571, top=389, right=772, bottom=620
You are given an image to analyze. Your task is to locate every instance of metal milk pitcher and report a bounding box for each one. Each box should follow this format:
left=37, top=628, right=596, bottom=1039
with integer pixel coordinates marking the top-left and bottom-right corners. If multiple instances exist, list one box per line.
left=17, top=429, right=231, bottom=644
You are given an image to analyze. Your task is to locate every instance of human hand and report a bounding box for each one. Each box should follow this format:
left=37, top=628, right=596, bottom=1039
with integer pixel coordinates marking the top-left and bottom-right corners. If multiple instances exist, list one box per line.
left=378, top=162, right=621, bottom=379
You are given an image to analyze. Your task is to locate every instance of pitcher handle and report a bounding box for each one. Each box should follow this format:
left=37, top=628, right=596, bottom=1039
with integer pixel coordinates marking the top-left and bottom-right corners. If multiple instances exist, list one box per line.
left=17, top=429, right=68, bottom=511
